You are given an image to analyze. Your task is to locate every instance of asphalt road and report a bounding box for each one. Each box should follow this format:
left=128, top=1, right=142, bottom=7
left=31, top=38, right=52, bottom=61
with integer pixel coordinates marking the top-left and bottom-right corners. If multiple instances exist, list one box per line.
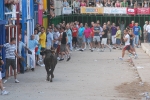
left=1, top=48, right=149, bottom=100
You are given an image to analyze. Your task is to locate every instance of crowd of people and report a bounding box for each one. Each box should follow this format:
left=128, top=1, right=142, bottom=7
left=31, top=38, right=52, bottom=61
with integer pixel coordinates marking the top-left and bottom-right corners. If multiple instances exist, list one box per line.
left=63, top=0, right=149, bottom=13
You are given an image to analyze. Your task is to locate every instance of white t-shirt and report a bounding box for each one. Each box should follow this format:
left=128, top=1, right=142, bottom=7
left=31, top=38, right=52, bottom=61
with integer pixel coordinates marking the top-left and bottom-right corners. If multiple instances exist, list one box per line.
left=143, top=24, right=147, bottom=31
left=146, top=25, right=150, bottom=33
left=125, top=34, right=130, bottom=46
left=35, top=34, right=39, bottom=41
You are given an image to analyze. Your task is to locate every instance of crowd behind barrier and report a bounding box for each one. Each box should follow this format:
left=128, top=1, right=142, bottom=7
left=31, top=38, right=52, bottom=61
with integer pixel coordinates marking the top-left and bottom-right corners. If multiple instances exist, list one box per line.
left=52, top=0, right=150, bottom=17
left=62, top=7, right=150, bottom=15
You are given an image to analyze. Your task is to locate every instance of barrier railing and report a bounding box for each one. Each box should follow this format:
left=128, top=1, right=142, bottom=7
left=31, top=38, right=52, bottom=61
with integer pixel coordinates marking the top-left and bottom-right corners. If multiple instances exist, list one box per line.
left=61, top=7, right=150, bottom=15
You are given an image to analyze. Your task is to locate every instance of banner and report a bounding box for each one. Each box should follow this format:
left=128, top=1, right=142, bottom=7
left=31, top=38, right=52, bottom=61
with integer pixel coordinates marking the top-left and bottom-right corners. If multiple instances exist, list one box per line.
left=80, top=7, right=103, bottom=14
left=62, top=7, right=72, bottom=14
left=127, top=8, right=136, bottom=15
left=104, top=7, right=126, bottom=14
left=137, top=8, right=150, bottom=15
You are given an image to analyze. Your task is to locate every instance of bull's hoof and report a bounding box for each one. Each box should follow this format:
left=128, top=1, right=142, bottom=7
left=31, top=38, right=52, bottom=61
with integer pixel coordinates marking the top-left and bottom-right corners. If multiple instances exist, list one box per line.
left=46, top=77, right=50, bottom=81
left=50, top=79, right=53, bottom=82
left=52, top=74, right=54, bottom=78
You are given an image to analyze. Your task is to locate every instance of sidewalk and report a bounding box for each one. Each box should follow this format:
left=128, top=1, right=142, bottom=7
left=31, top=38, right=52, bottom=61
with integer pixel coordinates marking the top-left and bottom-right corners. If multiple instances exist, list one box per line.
left=134, top=45, right=150, bottom=83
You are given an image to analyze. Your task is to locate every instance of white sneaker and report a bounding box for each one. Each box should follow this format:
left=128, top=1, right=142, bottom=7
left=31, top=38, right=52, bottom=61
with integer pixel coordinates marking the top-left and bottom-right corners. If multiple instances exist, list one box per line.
left=77, top=48, right=80, bottom=51
left=119, top=57, right=123, bottom=60
left=134, top=55, right=138, bottom=59
left=15, top=79, right=19, bottom=83
left=57, top=57, right=60, bottom=60
left=40, top=64, right=45, bottom=67
left=97, top=48, right=100, bottom=52
left=3, top=80, right=7, bottom=84
left=1, top=90, right=9, bottom=95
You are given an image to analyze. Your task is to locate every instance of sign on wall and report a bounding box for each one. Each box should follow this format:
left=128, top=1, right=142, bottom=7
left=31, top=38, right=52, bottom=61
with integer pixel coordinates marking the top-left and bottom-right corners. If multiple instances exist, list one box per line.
left=62, top=7, right=72, bottom=14
left=104, top=7, right=126, bottom=14
left=81, top=7, right=103, bottom=14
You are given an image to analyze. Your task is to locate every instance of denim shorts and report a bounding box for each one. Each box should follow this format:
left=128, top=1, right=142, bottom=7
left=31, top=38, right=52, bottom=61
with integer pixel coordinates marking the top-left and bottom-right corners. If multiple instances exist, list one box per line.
left=85, top=38, right=91, bottom=43
left=116, top=39, right=121, bottom=45
left=53, top=44, right=58, bottom=49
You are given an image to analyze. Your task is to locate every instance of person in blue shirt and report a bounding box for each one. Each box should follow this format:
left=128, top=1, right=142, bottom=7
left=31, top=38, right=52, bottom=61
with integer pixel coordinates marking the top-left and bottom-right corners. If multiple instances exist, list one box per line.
left=46, top=28, right=53, bottom=49
left=133, top=23, right=140, bottom=48
left=18, top=34, right=30, bottom=74
left=0, top=51, right=9, bottom=95
left=28, top=35, right=39, bottom=71
left=63, top=0, right=69, bottom=7
left=78, top=23, right=85, bottom=51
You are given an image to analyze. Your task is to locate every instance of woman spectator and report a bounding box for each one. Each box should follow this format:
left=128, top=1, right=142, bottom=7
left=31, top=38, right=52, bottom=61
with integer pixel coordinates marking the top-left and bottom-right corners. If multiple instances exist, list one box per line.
left=96, top=1, right=103, bottom=7
left=142, top=0, right=148, bottom=8
left=73, top=0, right=80, bottom=13
left=5, top=0, right=13, bottom=25
left=121, top=0, right=128, bottom=7
left=50, top=0, right=55, bottom=19
left=128, top=0, right=132, bottom=7
left=105, top=0, right=113, bottom=7
left=63, top=0, right=69, bottom=7
left=102, top=0, right=107, bottom=6
left=115, top=0, right=121, bottom=7
left=80, top=0, right=86, bottom=7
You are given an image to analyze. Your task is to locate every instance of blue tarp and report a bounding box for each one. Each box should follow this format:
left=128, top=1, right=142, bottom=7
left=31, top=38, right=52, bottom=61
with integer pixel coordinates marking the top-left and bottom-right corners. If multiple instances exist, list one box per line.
left=0, top=0, right=4, bottom=20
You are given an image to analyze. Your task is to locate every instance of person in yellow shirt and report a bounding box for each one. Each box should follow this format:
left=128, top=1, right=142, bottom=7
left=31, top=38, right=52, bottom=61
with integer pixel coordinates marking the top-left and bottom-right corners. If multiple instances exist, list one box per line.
left=115, top=26, right=121, bottom=49
left=38, top=27, right=46, bottom=67
left=39, top=27, right=46, bottom=51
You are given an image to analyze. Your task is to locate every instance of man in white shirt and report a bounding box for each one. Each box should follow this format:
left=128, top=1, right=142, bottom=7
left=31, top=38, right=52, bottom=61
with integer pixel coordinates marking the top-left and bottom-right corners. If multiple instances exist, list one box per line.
left=146, top=21, right=150, bottom=43
left=143, top=21, right=148, bottom=43
left=119, top=29, right=137, bottom=60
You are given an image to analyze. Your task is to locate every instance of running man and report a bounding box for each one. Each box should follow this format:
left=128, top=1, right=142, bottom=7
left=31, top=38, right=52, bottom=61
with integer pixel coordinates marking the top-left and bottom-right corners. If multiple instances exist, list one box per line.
left=119, top=29, right=137, bottom=60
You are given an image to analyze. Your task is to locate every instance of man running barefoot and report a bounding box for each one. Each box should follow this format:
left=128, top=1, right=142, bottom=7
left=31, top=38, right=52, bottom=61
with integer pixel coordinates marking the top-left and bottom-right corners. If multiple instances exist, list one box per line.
left=119, top=29, right=137, bottom=60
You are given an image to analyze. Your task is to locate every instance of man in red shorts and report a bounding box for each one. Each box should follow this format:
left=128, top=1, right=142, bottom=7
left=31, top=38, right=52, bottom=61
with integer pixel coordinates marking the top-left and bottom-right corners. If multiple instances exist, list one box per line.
left=119, top=29, right=137, bottom=60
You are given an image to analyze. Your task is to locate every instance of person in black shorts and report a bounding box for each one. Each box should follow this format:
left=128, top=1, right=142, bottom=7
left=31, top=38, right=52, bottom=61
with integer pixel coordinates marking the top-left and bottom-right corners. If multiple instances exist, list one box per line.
left=59, top=27, right=71, bottom=61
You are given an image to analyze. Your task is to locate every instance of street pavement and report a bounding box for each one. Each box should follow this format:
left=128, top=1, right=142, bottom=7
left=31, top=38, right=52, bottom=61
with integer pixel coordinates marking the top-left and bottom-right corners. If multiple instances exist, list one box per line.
left=1, top=47, right=150, bottom=100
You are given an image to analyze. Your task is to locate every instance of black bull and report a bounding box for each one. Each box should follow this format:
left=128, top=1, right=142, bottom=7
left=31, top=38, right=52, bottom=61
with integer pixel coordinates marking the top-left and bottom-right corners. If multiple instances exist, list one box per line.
left=41, top=50, right=57, bottom=82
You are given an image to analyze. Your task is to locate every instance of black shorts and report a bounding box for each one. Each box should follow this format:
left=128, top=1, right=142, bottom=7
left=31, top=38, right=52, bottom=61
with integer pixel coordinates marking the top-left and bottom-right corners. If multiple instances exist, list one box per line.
left=72, top=37, right=77, bottom=43
left=123, top=45, right=130, bottom=51
left=5, top=59, right=16, bottom=70
left=41, top=47, right=46, bottom=51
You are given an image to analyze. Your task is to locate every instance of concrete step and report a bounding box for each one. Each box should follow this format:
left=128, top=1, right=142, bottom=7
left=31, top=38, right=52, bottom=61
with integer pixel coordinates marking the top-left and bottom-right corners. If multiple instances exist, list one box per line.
left=141, top=43, right=150, bottom=56
left=133, top=46, right=150, bottom=83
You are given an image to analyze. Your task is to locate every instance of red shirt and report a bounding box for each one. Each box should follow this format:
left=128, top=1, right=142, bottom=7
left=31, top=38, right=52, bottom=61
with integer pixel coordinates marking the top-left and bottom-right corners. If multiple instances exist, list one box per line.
left=129, top=24, right=135, bottom=28
left=84, top=28, right=91, bottom=38
left=91, top=27, right=94, bottom=37
left=72, top=27, right=78, bottom=37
